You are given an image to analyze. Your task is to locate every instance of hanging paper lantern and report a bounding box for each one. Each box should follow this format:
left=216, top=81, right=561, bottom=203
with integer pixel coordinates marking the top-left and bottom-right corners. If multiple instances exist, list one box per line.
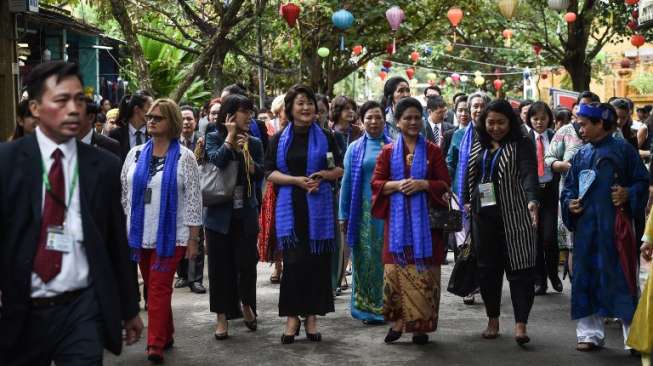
left=547, top=0, right=569, bottom=11
left=474, top=70, right=482, bottom=78
left=620, top=58, right=632, bottom=68
left=352, top=45, right=363, bottom=56
left=627, top=20, right=638, bottom=31
left=541, top=73, right=548, bottom=80
left=406, top=67, right=415, bottom=80
left=493, top=79, right=504, bottom=90
left=280, top=3, right=301, bottom=27
left=332, top=9, right=355, bottom=51
left=379, top=71, right=388, bottom=81
left=426, top=72, right=437, bottom=81
left=497, top=0, right=519, bottom=20
left=632, top=10, right=639, bottom=18
left=502, top=29, right=513, bottom=47
left=447, top=7, right=463, bottom=27
left=445, top=76, right=453, bottom=85
left=386, top=6, right=405, bottom=54
left=386, top=43, right=395, bottom=55
left=474, top=76, right=485, bottom=86
left=317, top=47, right=330, bottom=58
left=460, top=75, right=469, bottom=83
left=410, top=51, right=421, bottom=64
left=382, top=59, right=393, bottom=68
left=451, top=73, right=461, bottom=83
left=631, top=34, right=646, bottom=48
left=564, top=12, right=577, bottom=23
left=625, top=0, right=639, bottom=5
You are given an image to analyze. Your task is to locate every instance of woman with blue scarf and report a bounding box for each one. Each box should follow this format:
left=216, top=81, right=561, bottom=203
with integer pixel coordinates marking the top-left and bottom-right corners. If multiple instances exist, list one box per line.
left=381, top=77, right=411, bottom=140
left=204, top=94, right=265, bottom=341
left=339, top=101, right=390, bottom=324
left=371, top=97, right=451, bottom=345
left=265, top=85, right=343, bottom=344
left=121, top=99, right=202, bottom=363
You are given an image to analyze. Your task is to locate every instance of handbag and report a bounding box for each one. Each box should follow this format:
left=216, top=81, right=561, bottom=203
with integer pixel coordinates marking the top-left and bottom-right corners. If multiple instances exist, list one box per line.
left=199, top=160, right=238, bottom=206
left=429, top=191, right=463, bottom=232
left=447, top=234, right=478, bottom=297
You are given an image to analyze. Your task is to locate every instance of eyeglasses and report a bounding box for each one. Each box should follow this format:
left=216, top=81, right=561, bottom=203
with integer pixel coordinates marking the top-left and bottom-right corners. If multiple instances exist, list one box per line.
left=145, top=114, right=165, bottom=123
left=210, top=111, right=219, bottom=116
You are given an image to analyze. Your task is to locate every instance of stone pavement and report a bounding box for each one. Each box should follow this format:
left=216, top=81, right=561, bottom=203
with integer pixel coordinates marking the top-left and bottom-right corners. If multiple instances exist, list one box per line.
left=105, top=256, right=641, bottom=366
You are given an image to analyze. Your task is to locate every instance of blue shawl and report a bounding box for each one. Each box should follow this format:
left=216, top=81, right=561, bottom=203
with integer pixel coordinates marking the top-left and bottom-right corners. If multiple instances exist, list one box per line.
left=249, top=119, right=262, bottom=139
left=389, top=134, right=432, bottom=265
left=346, top=132, right=392, bottom=248
left=129, top=139, right=180, bottom=271
left=275, top=122, right=335, bottom=253
left=456, top=124, right=474, bottom=203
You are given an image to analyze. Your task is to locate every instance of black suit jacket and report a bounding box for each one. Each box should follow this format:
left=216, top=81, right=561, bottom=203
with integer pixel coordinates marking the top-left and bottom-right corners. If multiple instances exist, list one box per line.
left=108, top=125, right=131, bottom=162
left=0, top=135, right=140, bottom=356
left=91, top=132, right=121, bottom=158
left=425, top=120, right=455, bottom=145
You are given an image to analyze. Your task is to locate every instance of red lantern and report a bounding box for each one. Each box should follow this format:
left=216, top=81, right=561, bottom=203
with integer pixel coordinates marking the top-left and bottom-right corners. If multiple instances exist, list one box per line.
left=627, top=20, right=638, bottom=30
left=625, top=0, right=639, bottom=5
left=632, top=10, right=639, bottom=18
left=621, top=58, right=632, bottom=68
left=382, top=60, right=393, bottom=68
left=541, top=73, right=548, bottom=80
left=447, top=7, right=463, bottom=27
left=631, top=34, right=646, bottom=48
left=386, top=43, right=395, bottom=55
left=493, top=79, right=504, bottom=90
left=406, top=67, right=415, bottom=80
left=502, top=29, right=513, bottom=47
left=280, top=3, right=301, bottom=27
left=379, top=71, right=388, bottom=81
left=352, top=45, right=363, bottom=56
left=533, top=43, right=543, bottom=56
left=564, top=12, right=577, bottom=23
left=410, top=51, right=420, bottom=63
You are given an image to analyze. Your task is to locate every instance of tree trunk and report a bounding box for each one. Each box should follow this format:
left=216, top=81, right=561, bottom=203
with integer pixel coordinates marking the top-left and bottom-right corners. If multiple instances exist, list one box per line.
left=109, top=0, right=153, bottom=93
left=561, top=5, right=592, bottom=92
left=562, top=58, right=592, bottom=92
left=211, top=49, right=228, bottom=95
left=169, top=33, right=222, bottom=102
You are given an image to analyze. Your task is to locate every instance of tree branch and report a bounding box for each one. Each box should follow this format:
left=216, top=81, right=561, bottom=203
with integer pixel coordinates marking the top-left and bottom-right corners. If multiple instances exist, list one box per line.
left=177, top=0, right=215, bottom=36
left=135, top=28, right=200, bottom=54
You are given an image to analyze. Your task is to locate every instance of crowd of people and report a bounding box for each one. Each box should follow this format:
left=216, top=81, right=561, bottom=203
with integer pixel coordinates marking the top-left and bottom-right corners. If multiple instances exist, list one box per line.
left=2, top=60, right=653, bottom=365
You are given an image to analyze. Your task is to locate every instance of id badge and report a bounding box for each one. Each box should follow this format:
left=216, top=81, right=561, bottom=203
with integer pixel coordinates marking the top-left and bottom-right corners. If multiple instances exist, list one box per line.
left=478, top=183, right=497, bottom=207
left=233, top=186, right=244, bottom=209
left=46, top=226, right=74, bottom=253
left=326, top=152, right=335, bottom=169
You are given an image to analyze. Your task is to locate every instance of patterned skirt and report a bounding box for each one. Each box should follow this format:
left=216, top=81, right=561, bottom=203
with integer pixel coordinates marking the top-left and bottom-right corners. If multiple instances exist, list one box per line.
left=383, top=264, right=441, bottom=333
left=258, top=181, right=280, bottom=262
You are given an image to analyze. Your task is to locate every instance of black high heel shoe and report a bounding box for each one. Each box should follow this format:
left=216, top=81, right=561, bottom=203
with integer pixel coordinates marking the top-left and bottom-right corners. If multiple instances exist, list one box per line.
left=304, top=320, right=322, bottom=342
left=281, top=321, right=301, bottom=344
left=244, top=318, right=257, bottom=331
left=384, top=328, right=403, bottom=343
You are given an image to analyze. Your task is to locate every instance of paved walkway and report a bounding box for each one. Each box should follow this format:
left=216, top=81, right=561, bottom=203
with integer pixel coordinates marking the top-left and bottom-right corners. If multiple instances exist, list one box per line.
left=105, top=256, right=641, bottom=366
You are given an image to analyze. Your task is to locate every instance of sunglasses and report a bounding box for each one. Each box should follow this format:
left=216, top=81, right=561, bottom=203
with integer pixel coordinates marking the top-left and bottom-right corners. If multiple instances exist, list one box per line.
left=145, top=114, right=165, bottom=123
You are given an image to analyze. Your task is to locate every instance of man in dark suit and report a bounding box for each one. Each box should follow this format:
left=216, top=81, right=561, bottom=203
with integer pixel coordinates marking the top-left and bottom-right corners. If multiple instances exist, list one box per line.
left=108, top=91, right=153, bottom=161
left=79, top=97, right=121, bottom=157
left=0, top=61, right=143, bottom=365
left=424, top=96, right=455, bottom=148
left=176, top=106, right=207, bottom=294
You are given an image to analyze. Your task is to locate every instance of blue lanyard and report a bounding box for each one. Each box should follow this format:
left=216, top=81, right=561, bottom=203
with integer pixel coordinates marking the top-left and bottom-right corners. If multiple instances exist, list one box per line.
left=481, top=147, right=503, bottom=183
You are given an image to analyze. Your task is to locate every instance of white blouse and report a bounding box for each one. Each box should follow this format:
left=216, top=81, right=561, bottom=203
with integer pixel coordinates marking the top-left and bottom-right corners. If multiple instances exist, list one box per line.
left=121, top=144, right=203, bottom=248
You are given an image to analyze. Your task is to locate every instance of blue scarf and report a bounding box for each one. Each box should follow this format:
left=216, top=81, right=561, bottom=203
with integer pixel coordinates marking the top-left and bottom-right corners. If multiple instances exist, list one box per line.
left=456, top=124, right=475, bottom=203
left=249, top=119, right=262, bottom=139
left=275, top=122, right=335, bottom=253
left=347, top=132, right=392, bottom=248
left=389, top=134, right=432, bottom=265
left=129, top=139, right=180, bottom=271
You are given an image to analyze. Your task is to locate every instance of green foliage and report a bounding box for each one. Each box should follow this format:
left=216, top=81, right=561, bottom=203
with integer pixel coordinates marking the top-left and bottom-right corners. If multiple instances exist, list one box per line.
left=630, top=73, right=653, bottom=95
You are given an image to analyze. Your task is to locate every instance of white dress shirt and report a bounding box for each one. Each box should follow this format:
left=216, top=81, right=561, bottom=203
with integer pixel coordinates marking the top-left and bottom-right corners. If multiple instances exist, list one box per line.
left=32, top=128, right=89, bottom=298
left=128, top=123, right=147, bottom=149
left=81, top=129, right=93, bottom=145
left=533, top=130, right=553, bottom=184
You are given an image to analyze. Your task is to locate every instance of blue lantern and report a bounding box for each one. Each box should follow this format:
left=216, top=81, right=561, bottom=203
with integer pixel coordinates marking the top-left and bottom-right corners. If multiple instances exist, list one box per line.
left=332, top=9, right=354, bottom=51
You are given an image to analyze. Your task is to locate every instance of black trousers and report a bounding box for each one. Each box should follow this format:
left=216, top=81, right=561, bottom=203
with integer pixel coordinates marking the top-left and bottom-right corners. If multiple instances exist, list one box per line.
left=473, top=207, right=535, bottom=324
left=207, top=219, right=258, bottom=319
left=535, top=182, right=560, bottom=287
left=176, top=227, right=205, bottom=284
left=4, top=287, right=104, bottom=366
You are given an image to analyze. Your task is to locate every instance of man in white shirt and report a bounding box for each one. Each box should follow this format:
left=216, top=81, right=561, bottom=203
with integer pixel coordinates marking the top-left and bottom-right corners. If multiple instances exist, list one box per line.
left=79, top=96, right=120, bottom=157
left=425, top=96, right=455, bottom=149
left=0, top=61, right=142, bottom=365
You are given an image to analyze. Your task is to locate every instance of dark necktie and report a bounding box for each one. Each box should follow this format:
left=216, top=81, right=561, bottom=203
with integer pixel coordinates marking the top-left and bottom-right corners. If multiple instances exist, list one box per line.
left=135, top=130, right=144, bottom=146
left=433, top=124, right=440, bottom=146
left=537, top=135, right=545, bottom=177
left=33, top=149, right=65, bottom=283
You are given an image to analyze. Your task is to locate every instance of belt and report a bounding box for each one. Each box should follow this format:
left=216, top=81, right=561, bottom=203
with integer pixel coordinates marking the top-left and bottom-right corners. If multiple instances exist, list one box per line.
left=31, top=288, right=85, bottom=308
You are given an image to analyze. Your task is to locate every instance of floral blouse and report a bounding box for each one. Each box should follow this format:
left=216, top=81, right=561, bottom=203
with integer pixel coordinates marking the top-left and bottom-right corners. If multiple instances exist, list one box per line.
left=544, top=123, right=584, bottom=168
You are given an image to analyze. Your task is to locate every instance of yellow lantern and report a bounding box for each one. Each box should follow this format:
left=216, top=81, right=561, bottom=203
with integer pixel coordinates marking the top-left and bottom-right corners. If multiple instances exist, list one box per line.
left=497, top=0, right=519, bottom=20
left=474, top=76, right=485, bottom=86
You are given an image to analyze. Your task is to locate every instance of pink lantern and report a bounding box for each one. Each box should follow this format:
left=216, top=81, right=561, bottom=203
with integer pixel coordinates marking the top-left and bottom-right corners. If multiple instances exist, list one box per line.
left=386, top=6, right=405, bottom=54
left=447, top=7, right=463, bottom=27
left=451, top=73, right=461, bottom=83
left=564, top=12, right=577, bottom=23
left=352, top=45, right=363, bottom=56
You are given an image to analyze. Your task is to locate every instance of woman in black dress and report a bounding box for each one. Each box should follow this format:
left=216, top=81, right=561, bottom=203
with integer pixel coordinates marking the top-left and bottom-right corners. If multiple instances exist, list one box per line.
left=266, top=84, right=343, bottom=344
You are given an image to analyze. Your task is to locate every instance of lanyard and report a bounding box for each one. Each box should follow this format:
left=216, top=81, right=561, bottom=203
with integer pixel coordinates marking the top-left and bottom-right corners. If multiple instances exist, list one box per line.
left=481, top=147, right=503, bottom=183
left=40, top=156, right=79, bottom=210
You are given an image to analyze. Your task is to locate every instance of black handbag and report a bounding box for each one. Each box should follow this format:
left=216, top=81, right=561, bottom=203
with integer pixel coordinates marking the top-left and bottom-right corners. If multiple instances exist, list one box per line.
left=429, top=191, right=463, bottom=232
left=447, top=235, right=478, bottom=297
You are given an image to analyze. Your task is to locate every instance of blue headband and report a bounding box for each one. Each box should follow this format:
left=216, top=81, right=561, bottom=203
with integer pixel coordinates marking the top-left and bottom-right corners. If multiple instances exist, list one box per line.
left=578, top=103, right=612, bottom=121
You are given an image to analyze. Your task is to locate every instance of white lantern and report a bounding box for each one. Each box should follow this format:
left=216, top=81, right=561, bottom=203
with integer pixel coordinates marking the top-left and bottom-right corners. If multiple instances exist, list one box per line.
left=42, top=48, right=51, bottom=61
left=547, top=0, right=569, bottom=11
